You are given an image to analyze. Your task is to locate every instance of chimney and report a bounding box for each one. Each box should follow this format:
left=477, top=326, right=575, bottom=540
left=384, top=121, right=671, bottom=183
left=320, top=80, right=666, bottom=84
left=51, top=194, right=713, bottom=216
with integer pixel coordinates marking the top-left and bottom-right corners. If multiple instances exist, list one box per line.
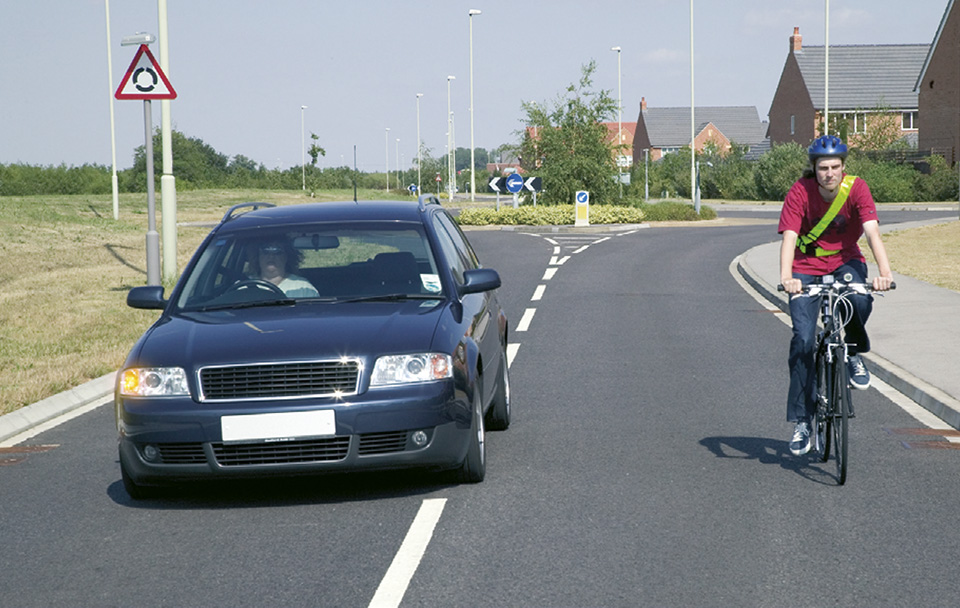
left=790, top=26, right=802, bottom=53
left=641, top=96, right=647, bottom=112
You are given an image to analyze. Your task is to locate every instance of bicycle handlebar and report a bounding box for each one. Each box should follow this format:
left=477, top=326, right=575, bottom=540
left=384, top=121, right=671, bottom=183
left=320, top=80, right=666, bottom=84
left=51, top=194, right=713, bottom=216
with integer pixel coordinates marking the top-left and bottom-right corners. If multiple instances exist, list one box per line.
left=777, top=281, right=897, bottom=293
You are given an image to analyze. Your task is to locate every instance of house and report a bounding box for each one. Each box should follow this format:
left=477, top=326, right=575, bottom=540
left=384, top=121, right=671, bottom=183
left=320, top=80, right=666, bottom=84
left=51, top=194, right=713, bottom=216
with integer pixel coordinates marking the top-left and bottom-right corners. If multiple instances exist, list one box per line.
left=915, top=0, right=960, bottom=163
left=767, top=26, right=928, bottom=148
left=631, top=98, right=768, bottom=163
left=603, top=121, right=637, bottom=168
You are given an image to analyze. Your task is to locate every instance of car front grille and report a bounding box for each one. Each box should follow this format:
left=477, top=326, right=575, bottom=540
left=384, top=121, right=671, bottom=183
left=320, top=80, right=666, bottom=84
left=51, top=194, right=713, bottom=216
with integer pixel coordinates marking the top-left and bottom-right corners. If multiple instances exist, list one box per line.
left=156, top=442, right=207, bottom=464
left=198, top=358, right=361, bottom=401
left=212, top=437, right=351, bottom=466
left=357, top=431, right=409, bottom=455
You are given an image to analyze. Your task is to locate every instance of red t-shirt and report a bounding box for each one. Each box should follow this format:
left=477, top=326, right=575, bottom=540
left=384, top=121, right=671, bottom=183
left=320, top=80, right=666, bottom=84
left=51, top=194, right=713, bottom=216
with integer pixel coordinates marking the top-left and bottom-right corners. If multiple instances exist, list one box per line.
left=778, top=174, right=878, bottom=275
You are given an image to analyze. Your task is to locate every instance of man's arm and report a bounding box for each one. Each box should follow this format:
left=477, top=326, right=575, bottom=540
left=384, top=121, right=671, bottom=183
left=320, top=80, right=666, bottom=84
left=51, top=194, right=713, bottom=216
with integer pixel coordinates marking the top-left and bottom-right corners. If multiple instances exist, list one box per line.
left=862, top=219, right=894, bottom=291
left=780, top=230, right=802, bottom=293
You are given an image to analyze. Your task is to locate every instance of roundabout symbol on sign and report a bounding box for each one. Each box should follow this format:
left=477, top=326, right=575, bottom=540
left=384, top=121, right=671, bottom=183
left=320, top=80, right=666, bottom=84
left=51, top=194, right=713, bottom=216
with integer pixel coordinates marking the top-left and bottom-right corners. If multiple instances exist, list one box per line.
left=506, top=173, right=524, bottom=194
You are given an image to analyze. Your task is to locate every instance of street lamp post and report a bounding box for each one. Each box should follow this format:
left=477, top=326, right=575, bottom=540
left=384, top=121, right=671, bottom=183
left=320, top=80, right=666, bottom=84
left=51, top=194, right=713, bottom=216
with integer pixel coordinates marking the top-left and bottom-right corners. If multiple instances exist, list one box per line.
left=385, top=127, right=390, bottom=192
left=416, top=93, right=424, bottom=195
left=157, top=0, right=178, bottom=283
left=611, top=45, right=622, bottom=198
left=301, top=105, right=307, bottom=191
left=690, top=0, right=697, bottom=212
left=447, top=75, right=456, bottom=201
left=469, top=8, right=481, bottom=202
left=104, top=0, right=119, bottom=220
left=395, top=137, right=400, bottom=191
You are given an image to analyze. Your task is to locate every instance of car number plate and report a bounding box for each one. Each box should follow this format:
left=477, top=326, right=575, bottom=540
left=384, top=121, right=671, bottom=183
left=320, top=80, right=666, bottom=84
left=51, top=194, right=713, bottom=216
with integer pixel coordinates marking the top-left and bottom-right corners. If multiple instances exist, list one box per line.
left=221, top=410, right=336, bottom=443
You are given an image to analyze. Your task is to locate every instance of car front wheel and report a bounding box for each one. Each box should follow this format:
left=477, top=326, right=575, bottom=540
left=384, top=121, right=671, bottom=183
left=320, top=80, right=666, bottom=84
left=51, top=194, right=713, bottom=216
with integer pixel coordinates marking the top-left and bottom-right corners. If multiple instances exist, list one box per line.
left=455, top=386, right=486, bottom=483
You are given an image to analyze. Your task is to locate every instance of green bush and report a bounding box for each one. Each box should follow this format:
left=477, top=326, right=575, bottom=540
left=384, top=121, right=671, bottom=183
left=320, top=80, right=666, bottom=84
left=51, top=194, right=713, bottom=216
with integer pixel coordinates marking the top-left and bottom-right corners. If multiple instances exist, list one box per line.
left=457, top=204, right=645, bottom=226
left=755, top=142, right=807, bottom=200
left=638, top=201, right=717, bottom=221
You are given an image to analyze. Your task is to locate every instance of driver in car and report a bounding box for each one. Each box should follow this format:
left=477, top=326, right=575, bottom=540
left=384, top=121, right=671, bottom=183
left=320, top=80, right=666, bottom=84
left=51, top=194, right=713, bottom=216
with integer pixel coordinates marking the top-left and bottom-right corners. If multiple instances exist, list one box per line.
left=251, top=239, right=318, bottom=298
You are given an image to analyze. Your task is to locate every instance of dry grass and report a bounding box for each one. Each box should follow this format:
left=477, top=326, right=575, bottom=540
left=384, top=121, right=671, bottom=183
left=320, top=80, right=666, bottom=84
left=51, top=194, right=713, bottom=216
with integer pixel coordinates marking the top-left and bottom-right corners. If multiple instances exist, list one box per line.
left=0, top=188, right=394, bottom=415
left=1, top=191, right=957, bottom=415
left=870, top=220, right=960, bottom=292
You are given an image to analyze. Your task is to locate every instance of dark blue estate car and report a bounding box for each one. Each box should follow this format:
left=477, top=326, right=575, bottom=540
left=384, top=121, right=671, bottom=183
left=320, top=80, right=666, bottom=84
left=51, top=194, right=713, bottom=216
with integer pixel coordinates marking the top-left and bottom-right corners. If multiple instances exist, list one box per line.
left=117, top=196, right=509, bottom=498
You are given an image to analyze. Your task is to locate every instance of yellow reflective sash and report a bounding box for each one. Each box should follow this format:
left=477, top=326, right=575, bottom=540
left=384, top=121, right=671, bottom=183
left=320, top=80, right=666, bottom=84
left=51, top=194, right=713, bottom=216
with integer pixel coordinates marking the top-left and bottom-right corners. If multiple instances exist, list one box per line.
left=797, top=174, right=856, bottom=257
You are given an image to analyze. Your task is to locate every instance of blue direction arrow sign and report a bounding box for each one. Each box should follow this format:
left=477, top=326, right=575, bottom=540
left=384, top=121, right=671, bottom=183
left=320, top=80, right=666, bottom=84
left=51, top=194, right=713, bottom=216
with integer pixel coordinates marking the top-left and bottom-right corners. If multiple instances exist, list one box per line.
left=506, top=173, right=524, bottom=194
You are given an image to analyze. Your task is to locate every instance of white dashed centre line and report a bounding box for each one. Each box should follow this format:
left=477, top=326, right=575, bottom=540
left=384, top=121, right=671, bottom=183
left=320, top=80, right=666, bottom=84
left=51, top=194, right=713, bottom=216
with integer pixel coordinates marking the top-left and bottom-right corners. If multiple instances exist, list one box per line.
left=369, top=498, right=447, bottom=608
left=542, top=268, right=558, bottom=281
left=516, top=308, right=537, bottom=332
left=506, top=343, right=520, bottom=367
left=532, top=285, right=546, bottom=301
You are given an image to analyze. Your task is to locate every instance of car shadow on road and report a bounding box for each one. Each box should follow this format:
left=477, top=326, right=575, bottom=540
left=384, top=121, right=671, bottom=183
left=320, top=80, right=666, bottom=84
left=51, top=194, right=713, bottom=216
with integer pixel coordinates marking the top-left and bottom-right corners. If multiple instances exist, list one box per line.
left=699, top=435, right=839, bottom=485
left=107, top=469, right=459, bottom=510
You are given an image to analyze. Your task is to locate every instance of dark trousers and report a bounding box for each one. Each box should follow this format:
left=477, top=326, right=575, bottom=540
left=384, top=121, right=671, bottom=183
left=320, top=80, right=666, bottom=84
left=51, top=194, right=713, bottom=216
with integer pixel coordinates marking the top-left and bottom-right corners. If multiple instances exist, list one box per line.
left=787, top=259, right=873, bottom=423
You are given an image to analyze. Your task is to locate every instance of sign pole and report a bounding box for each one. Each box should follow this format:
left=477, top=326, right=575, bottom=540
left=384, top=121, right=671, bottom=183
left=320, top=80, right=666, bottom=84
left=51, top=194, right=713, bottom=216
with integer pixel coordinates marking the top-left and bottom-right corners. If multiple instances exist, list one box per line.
left=143, top=100, right=161, bottom=286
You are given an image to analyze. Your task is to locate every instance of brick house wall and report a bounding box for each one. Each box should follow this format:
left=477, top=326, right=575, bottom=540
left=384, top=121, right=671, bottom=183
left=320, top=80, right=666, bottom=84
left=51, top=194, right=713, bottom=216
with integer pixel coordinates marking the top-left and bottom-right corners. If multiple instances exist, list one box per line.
left=768, top=29, right=817, bottom=145
left=918, top=1, right=960, bottom=163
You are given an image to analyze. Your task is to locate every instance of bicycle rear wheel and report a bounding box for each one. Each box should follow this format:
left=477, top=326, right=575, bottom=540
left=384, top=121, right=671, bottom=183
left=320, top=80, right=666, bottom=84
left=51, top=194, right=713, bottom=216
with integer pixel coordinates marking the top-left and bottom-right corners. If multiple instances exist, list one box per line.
left=814, top=343, right=831, bottom=462
left=832, top=350, right=851, bottom=484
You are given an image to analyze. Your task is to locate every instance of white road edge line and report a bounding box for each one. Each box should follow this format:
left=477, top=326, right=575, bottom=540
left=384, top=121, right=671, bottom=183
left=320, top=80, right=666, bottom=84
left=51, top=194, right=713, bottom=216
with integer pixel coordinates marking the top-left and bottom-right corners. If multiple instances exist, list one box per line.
left=0, top=398, right=109, bottom=448
left=517, top=308, right=537, bottom=332
left=368, top=498, right=448, bottom=608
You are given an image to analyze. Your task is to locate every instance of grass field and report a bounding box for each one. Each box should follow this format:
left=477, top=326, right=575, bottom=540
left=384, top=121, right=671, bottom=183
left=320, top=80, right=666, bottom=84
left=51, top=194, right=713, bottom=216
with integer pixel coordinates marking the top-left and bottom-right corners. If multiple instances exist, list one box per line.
left=0, top=191, right=957, bottom=415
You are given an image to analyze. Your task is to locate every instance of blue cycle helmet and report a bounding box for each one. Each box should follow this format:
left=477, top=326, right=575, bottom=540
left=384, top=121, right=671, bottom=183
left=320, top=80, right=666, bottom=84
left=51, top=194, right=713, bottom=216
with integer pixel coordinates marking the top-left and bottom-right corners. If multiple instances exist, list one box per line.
left=808, top=135, right=848, bottom=163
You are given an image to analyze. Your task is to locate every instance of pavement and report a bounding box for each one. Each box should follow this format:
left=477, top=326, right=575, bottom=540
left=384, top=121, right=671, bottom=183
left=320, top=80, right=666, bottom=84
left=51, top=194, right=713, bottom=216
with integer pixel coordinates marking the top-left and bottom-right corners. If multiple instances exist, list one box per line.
left=3, top=212, right=959, bottom=445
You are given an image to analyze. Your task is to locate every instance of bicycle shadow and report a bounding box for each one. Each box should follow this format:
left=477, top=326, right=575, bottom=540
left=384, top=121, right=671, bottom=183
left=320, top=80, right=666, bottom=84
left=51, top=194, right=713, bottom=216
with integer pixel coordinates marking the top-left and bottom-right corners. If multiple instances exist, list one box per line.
left=699, top=435, right=839, bottom=485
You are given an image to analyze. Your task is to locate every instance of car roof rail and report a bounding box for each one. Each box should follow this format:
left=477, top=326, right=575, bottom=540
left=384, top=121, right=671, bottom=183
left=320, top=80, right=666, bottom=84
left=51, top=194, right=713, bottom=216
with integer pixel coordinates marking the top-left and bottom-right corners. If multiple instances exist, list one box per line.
left=417, top=193, right=441, bottom=212
left=221, top=202, right=276, bottom=223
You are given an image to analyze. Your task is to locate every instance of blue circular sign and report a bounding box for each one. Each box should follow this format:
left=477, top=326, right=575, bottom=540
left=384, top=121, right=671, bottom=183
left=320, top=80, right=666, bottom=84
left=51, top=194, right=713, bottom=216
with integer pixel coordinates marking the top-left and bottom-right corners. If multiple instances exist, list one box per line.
left=506, top=173, right=524, bottom=194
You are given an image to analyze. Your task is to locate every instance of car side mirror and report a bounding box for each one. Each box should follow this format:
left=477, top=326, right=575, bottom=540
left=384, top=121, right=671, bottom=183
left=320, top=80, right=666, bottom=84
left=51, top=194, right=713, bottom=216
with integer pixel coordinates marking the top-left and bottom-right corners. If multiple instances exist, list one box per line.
left=460, top=268, right=501, bottom=295
left=127, top=285, right=166, bottom=310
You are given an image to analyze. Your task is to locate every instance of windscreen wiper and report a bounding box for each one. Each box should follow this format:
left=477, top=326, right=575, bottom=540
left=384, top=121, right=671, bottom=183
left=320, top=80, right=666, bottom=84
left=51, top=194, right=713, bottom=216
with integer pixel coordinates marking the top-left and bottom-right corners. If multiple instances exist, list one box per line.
left=336, top=293, right=442, bottom=304
left=194, top=297, right=296, bottom=312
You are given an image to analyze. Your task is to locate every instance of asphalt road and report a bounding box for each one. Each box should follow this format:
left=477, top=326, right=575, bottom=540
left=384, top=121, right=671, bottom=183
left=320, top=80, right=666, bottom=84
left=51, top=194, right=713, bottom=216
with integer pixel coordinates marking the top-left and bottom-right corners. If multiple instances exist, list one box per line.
left=3, top=214, right=960, bottom=607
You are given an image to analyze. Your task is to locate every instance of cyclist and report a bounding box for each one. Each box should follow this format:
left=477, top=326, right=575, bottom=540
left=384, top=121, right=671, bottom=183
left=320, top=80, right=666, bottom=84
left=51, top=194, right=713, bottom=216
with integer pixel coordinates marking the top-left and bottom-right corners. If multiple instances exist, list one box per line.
left=778, top=135, right=894, bottom=456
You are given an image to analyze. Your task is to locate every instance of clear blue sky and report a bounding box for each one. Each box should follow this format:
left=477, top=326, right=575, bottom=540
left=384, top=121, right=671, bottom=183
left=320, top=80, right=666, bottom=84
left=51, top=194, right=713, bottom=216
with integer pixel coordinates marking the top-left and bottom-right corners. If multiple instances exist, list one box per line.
left=0, top=0, right=949, bottom=172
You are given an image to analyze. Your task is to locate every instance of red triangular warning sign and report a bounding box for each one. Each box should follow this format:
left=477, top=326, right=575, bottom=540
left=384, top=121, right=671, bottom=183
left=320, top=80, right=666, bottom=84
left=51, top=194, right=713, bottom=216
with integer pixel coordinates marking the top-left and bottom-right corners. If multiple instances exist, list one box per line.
left=115, top=44, right=177, bottom=100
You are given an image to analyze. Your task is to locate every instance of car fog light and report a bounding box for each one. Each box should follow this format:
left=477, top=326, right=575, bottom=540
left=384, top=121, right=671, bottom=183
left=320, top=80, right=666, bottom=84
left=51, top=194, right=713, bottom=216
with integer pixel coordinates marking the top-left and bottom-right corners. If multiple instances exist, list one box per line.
left=411, top=430, right=429, bottom=447
left=143, top=444, right=160, bottom=462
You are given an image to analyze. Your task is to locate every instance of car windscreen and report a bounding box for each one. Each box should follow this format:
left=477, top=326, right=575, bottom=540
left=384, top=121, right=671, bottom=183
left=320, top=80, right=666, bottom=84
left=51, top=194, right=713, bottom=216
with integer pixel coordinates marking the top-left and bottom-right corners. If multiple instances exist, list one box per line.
left=175, top=222, right=442, bottom=312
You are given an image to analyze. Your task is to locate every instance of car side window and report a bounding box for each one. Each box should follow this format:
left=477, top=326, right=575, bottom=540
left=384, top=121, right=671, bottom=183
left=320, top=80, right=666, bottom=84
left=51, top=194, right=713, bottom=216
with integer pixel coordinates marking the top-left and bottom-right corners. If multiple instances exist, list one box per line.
left=435, top=212, right=479, bottom=270
left=432, top=216, right=468, bottom=284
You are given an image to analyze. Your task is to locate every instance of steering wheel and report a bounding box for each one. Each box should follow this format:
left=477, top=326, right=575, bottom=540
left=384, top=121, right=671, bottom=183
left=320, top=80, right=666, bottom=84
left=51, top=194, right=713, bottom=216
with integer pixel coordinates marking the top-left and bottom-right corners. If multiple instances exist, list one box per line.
left=225, top=279, right=286, bottom=296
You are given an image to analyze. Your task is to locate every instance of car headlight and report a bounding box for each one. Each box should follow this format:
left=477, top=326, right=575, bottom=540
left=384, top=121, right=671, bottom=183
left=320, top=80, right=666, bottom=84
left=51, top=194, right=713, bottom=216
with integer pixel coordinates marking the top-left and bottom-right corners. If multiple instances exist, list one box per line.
left=370, top=354, right=452, bottom=387
left=120, top=367, right=189, bottom=397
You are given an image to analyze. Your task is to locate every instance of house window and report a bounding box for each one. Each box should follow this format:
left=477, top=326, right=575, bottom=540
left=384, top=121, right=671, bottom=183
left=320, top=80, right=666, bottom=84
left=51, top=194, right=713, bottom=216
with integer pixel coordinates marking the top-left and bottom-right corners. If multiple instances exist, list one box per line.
left=660, top=147, right=680, bottom=156
left=790, top=115, right=795, bottom=135
left=902, top=111, right=918, bottom=130
left=841, top=113, right=867, bottom=134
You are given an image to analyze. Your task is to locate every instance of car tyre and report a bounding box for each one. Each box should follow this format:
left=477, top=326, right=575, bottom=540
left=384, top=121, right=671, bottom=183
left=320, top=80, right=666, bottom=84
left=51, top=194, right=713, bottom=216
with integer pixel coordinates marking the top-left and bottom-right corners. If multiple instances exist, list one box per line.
left=455, top=386, right=486, bottom=483
left=485, top=352, right=510, bottom=431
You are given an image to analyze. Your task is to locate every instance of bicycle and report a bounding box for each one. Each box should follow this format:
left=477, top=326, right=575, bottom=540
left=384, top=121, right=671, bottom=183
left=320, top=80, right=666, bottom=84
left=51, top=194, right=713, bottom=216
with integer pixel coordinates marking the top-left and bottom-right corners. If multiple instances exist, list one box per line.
left=779, top=276, right=894, bottom=484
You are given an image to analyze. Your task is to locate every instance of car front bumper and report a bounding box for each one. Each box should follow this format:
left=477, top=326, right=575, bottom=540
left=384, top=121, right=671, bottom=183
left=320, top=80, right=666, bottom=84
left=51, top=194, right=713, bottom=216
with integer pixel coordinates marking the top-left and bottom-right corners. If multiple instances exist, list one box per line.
left=117, top=380, right=472, bottom=486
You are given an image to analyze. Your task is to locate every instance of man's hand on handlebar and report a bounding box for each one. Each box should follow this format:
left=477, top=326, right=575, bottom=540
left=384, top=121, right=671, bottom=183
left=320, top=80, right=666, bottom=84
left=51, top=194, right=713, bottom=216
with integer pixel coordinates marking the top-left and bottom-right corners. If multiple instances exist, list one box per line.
left=781, top=278, right=803, bottom=294
left=872, top=275, right=895, bottom=292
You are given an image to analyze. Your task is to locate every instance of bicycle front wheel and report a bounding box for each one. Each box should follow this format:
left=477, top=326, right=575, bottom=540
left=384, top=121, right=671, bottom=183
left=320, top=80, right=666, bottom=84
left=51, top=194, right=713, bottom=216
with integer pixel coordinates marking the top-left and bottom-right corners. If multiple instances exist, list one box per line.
left=815, top=344, right=831, bottom=462
left=832, top=350, right=851, bottom=485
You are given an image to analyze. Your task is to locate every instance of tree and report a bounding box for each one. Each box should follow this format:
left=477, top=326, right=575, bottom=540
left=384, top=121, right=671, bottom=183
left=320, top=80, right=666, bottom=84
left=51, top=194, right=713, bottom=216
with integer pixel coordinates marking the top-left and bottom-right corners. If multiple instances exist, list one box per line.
left=754, top=142, right=807, bottom=201
left=519, top=61, right=619, bottom=205
left=308, top=133, right=326, bottom=166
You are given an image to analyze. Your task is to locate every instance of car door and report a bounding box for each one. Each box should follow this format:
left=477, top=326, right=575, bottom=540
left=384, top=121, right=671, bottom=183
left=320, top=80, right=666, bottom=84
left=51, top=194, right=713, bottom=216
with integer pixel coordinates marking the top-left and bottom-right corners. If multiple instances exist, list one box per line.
left=433, top=211, right=499, bottom=406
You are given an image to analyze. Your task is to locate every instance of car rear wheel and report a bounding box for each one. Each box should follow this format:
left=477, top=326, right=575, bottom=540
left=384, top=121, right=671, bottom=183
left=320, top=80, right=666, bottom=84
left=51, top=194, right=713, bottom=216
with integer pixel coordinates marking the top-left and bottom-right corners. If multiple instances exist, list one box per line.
left=485, top=352, right=510, bottom=431
left=455, top=386, right=486, bottom=483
